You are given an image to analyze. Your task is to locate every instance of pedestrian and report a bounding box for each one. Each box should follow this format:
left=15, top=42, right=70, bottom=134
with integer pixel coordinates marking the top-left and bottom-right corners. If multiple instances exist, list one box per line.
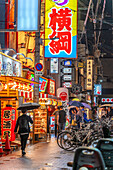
left=58, top=106, right=66, bottom=132
left=76, top=107, right=82, bottom=129
left=53, top=106, right=59, bottom=137
left=14, top=109, right=33, bottom=156
left=70, top=108, right=77, bottom=126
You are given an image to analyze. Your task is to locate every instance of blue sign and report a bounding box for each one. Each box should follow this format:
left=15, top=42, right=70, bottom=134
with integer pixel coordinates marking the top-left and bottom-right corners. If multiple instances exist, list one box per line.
left=94, top=84, right=102, bottom=95
left=35, top=63, right=43, bottom=71
left=17, top=0, right=39, bottom=31
left=64, top=60, right=72, bottom=66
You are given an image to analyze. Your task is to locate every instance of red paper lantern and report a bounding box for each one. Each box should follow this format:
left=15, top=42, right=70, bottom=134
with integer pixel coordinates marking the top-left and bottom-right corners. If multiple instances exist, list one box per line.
left=16, top=82, right=20, bottom=89
left=29, top=85, right=32, bottom=91
left=20, top=83, right=25, bottom=90
left=3, top=83, right=7, bottom=90
left=25, top=84, right=28, bottom=91
left=8, top=80, right=14, bottom=88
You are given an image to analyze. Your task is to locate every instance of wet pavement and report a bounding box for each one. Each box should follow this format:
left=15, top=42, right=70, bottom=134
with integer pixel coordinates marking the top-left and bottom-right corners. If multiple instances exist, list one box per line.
left=0, top=137, right=74, bottom=170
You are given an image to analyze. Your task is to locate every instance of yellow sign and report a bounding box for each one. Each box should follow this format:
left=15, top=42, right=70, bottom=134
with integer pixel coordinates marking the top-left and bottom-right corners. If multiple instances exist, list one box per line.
left=45, top=0, right=77, bottom=58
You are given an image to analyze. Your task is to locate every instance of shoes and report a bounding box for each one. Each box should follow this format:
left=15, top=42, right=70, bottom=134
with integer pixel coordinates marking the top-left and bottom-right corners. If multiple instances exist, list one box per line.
left=22, top=150, right=26, bottom=156
left=67, top=162, right=73, bottom=167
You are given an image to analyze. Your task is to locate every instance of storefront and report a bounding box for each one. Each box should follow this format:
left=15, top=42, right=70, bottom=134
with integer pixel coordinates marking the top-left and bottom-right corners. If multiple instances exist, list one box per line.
left=33, top=77, right=62, bottom=142
left=0, top=52, right=38, bottom=142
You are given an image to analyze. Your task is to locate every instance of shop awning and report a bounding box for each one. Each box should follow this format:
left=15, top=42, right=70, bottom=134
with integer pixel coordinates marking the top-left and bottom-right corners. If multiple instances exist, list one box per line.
left=0, top=76, right=38, bottom=84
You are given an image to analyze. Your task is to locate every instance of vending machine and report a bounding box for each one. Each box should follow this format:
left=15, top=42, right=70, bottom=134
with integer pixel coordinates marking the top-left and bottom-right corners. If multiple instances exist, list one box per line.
left=1, top=105, right=16, bottom=141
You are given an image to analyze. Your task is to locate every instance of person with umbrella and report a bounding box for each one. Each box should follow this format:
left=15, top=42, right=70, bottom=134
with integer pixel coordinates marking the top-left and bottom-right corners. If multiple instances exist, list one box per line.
left=14, top=108, right=33, bottom=156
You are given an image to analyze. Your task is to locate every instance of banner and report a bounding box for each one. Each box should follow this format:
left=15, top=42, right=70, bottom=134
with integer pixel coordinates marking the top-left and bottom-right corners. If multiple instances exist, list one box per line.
left=45, top=0, right=77, bottom=58
left=86, top=59, right=93, bottom=90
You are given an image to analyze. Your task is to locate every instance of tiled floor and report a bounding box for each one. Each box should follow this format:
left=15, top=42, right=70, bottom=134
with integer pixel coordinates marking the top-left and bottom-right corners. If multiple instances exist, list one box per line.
left=0, top=137, right=74, bottom=170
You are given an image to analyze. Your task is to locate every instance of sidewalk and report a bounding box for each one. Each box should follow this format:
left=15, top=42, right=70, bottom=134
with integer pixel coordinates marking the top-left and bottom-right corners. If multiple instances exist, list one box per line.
left=0, top=137, right=74, bottom=170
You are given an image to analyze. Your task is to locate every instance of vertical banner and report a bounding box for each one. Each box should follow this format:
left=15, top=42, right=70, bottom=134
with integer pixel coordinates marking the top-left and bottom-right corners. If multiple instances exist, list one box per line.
left=45, top=0, right=77, bottom=58
left=87, top=59, right=93, bottom=90
left=1, top=106, right=16, bottom=142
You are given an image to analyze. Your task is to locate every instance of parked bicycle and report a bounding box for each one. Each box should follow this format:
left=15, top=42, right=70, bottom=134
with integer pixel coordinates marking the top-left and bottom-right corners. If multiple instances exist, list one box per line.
left=57, top=119, right=104, bottom=151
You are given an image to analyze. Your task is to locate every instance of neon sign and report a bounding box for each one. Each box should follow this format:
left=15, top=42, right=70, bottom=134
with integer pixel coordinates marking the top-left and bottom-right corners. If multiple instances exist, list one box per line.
left=45, top=0, right=77, bottom=58
left=39, top=77, right=48, bottom=93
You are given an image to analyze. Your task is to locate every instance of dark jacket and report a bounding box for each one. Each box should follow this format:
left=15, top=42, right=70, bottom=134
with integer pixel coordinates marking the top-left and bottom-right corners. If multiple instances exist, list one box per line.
left=59, top=109, right=66, bottom=123
left=14, top=114, right=33, bottom=134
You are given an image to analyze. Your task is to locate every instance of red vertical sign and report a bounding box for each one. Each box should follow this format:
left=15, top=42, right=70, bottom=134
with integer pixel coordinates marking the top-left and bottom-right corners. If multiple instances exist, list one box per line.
left=1, top=106, right=16, bottom=142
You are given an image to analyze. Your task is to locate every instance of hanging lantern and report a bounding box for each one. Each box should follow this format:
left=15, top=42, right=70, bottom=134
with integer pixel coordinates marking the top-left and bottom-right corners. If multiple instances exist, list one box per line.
left=48, top=106, right=51, bottom=112
left=8, top=80, right=14, bottom=88
left=3, top=83, right=7, bottom=90
left=25, top=84, right=28, bottom=91
left=11, top=82, right=17, bottom=89
left=16, top=82, right=20, bottom=89
left=20, top=83, right=25, bottom=90
left=29, top=85, right=32, bottom=91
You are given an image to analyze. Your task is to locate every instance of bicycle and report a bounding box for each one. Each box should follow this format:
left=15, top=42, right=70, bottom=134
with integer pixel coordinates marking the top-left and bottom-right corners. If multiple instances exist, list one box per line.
left=57, top=120, right=104, bottom=151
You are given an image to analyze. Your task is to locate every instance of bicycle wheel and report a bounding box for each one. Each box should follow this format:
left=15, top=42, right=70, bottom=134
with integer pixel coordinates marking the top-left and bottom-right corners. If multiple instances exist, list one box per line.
left=57, top=131, right=65, bottom=149
left=61, top=131, right=79, bottom=151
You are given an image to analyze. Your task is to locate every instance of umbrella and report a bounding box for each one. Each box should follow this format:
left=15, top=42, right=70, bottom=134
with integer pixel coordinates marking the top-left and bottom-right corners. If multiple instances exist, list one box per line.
left=17, top=102, right=41, bottom=111
left=72, top=98, right=80, bottom=101
left=68, top=101, right=84, bottom=107
left=82, top=102, right=91, bottom=110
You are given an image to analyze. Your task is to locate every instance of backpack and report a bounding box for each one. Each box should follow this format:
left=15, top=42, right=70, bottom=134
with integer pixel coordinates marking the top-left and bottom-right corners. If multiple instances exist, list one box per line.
left=19, top=116, right=29, bottom=133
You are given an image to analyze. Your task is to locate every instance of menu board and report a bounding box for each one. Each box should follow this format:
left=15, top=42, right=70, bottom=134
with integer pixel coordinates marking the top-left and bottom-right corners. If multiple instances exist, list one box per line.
left=0, top=53, right=22, bottom=77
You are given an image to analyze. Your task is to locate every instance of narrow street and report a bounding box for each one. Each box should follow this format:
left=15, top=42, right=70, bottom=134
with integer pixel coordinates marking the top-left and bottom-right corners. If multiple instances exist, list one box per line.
left=0, top=137, right=74, bottom=170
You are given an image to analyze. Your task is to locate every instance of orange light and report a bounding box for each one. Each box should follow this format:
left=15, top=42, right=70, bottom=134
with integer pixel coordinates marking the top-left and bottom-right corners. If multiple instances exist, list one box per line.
left=8, top=80, right=14, bottom=88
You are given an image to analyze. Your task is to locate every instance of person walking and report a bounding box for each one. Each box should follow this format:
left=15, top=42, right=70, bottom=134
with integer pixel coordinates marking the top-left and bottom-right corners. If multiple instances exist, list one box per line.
left=14, top=109, right=33, bottom=156
left=58, top=106, right=66, bottom=132
left=76, top=107, right=82, bottom=129
left=53, top=106, right=59, bottom=137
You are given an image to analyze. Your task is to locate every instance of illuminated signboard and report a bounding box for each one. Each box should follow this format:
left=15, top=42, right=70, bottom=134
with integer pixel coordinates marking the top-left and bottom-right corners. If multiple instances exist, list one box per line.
left=94, top=84, right=102, bottom=95
left=102, top=98, right=113, bottom=103
left=45, top=0, right=77, bottom=58
left=63, top=82, right=72, bottom=88
left=50, top=58, right=58, bottom=73
left=86, top=59, right=93, bottom=90
left=0, top=52, right=22, bottom=77
left=63, top=75, right=72, bottom=81
left=63, top=68, right=72, bottom=73
left=17, top=0, right=40, bottom=31
left=47, top=79, right=55, bottom=95
left=1, top=106, right=16, bottom=142
left=39, top=77, right=48, bottom=93
left=64, top=60, right=72, bottom=66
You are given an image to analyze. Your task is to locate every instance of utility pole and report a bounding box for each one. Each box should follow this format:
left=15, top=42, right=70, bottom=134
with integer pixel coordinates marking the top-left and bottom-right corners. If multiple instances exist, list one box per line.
left=33, top=0, right=41, bottom=103
left=33, top=32, right=40, bottom=103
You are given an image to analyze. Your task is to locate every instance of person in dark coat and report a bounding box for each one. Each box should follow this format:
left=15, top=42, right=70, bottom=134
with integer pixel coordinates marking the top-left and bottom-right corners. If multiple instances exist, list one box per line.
left=14, top=109, right=33, bottom=156
left=58, top=106, right=66, bottom=132
left=53, top=106, right=59, bottom=137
